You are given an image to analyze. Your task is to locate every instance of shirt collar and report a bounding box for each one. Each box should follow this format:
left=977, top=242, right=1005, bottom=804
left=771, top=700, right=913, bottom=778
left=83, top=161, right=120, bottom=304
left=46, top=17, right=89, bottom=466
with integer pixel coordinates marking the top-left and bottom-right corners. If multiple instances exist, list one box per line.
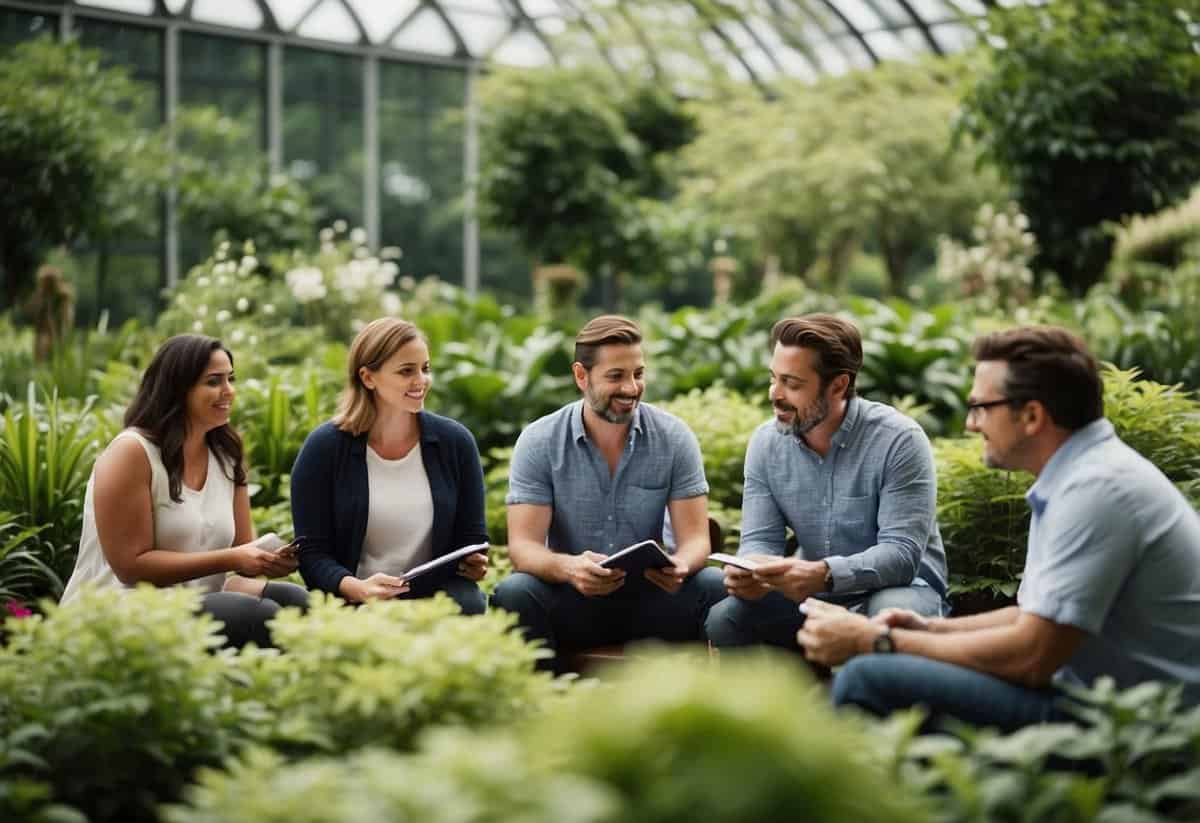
left=1026, top=418, right=1115, bottom=514
left=828, top=395, right=861, bottom=449
left=570, top=399, right=644, bottom=443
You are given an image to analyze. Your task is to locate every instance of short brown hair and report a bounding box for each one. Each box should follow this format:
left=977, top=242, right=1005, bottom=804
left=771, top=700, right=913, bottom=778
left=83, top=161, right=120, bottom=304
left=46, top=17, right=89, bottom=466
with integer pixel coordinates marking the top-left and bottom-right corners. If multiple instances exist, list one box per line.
left=574, top=315, right=642, bottom=370
left=972, top=326, right=1102, bottom=431
left=334, top=317, right=424, bottom=435
left=770, top=314, right=863, bottom=398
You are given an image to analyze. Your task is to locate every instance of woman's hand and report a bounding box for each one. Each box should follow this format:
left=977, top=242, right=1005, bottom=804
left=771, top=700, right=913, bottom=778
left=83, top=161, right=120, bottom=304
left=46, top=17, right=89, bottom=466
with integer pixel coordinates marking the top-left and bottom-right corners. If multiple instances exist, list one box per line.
left=457, top=551, right=489, bottom=581
left=341, top=572, right=410, bottom=603
left=231, top=544, right=299, bottom=579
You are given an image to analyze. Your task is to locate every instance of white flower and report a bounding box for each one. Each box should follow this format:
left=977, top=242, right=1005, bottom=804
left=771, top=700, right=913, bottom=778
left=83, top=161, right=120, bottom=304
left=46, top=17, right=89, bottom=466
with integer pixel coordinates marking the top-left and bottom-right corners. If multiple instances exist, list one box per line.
left=321, top=242, right=336, bottom=255
left=379, top=261, right=399, bottom=286
left=333, top=219, right=348, bottom=233
left=238, top=256, right=258, bottom=276
left=399, top=276, right=416, bottom=291
left=236, top=297, right=250, bottom=313
left=263, top=303, right=276, bottom=316
left=350, top=227, right=368, bottom=246
left=249, top=335, right=259, bottom=346
left=216, top=310, right=232, bottom=323
left=197, top=276, right=211, bottom=288
left=319, top=227, right=334, bottom=243
left=192, top=321, right=204, bottom=332
left=381, top=292, right=402, bottom=315
left=230, top=328, right=246, bottom=344
left=354, top=246, right=369, bottom=260
left=380, top=246, right=403, bottom=260
left=351, top=318, right=365, bottom=332
left=285, top=267, right=327, bottom=303
left=197, top=305, right=208, bottom=317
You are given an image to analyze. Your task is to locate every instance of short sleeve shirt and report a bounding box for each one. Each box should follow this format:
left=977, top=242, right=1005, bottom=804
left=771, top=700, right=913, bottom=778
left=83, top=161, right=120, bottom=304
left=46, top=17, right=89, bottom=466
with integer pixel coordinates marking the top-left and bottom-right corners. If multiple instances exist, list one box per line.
left=506, top=400, right=708, bottom=556
left=1019, top=419, right=1200, bottom=704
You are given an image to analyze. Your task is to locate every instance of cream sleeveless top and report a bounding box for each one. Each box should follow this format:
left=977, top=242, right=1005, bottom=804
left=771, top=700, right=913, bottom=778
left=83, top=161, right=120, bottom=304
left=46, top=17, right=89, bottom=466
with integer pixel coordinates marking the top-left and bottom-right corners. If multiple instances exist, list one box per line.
left=357, top=443, right=435, bottom=578
left=60, top=430, right=235, bottom=604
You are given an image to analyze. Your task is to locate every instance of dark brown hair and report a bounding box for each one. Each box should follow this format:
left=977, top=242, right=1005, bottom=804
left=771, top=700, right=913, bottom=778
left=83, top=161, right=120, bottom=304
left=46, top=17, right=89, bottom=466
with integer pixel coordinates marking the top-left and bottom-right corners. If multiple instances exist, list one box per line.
left=334, top=317, right=424, bottom=436
left=574, top=315, right=642, bottom=370
left=972, top=326, right=1103, bottom=430
left=770, top=314, right=864, bottom=398
left=124, top=334, right=246, bottom=502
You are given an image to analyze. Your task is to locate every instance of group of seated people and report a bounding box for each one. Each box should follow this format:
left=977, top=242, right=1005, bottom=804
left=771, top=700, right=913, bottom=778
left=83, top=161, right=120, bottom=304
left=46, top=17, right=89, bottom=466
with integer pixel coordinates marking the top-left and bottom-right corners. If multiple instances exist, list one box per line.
left=60, top=310, right=1200, bottom=732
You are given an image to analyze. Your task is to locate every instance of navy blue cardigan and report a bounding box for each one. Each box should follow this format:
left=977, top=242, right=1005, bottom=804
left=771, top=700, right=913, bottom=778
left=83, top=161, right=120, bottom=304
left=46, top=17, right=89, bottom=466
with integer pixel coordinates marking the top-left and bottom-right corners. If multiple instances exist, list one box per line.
left=290, top=412, right=488, bottom=596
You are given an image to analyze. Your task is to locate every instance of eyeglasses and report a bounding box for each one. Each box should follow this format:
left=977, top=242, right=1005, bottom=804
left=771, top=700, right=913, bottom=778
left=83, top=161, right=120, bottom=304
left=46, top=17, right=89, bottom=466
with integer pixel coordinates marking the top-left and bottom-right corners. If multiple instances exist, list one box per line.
left=965, top=397, right=1013, bottom=419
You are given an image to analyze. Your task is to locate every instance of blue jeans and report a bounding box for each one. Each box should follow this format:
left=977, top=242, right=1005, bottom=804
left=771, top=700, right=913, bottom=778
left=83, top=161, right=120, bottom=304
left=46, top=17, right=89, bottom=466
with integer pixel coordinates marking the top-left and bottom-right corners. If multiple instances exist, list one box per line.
left=832, top=654, right=1070, bottom=732
left=401, top=575, right=487, bottom=615
left=491, top=567, right=727, bottom=672
left=705, top=581, right=946, bottom=650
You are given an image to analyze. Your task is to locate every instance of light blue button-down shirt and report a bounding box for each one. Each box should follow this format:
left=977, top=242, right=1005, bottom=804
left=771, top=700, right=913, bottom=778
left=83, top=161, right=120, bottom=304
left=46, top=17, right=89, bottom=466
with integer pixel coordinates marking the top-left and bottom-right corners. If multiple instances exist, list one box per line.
left=739, top=396, right=948, bottom=597
left=506, top=400, right=708, bottom=556
left=1019, top=418, right=1200, bottom=703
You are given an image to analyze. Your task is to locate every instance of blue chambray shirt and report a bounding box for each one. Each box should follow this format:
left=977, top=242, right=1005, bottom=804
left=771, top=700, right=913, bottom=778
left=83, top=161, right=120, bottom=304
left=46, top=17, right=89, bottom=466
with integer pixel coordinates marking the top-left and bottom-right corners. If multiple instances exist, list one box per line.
left=739, top=396, right=948, bottom=597
left=1020, top=418, right=1200, bottom=704
left=506, top=400, right=708, bottom=555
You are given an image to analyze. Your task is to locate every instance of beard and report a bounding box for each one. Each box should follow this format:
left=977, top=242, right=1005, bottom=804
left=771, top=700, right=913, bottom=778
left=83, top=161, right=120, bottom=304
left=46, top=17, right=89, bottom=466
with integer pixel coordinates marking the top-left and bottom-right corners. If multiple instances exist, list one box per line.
left=774, top=394, right=830, bottom=438
left=586, top=384, right=641, bottom=424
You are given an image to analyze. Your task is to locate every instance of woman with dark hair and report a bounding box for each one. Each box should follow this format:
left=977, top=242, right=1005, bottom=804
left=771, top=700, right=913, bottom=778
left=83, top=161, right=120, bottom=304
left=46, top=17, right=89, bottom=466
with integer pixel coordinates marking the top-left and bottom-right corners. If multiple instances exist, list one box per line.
left=61, top=334, right=308, bottom=647
left=290, top=317, right=489, bottom=612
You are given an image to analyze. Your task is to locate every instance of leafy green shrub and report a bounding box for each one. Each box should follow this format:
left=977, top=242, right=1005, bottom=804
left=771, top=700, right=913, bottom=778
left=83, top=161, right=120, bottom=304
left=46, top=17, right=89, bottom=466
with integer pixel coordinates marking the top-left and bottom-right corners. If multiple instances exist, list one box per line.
left=0, top=385, right=106, bottom=581
left=0, top=512, right=62, bottom=604
left=241, top=593, right=557, bottom=755
left=0, top=315, right=147, bottom=401
left=658, top=386, right=765, bottom=513
left=522, top=654, right=927, bottom=823
left=0, top=586, right=260, bottom=823
left=166, top=736, right=615, bottom=823
left=886, top=678, right=1200, bottom=822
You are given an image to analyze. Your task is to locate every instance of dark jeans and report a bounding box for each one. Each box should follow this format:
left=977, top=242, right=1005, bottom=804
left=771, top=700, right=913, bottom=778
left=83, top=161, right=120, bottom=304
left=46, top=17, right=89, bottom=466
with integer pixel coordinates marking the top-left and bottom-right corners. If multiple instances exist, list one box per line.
left=831, top=653, right=1069, bottom=733
left=200, top=580, right=310, bottom=649
left=491, top=567, right=727, bottom=672
left=705, top=582, right=947, bottom=651
left=401, top=574, right=487, bottom=615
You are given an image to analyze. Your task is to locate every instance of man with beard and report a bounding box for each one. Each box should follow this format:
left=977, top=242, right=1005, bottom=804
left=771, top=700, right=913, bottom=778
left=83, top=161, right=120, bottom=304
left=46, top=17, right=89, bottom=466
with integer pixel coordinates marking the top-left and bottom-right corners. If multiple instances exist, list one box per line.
left=800, top=327, right=1200, bottom=730
left=706, top=313, right=948, bottom=652
left=492, top=315, right=726, bottom=671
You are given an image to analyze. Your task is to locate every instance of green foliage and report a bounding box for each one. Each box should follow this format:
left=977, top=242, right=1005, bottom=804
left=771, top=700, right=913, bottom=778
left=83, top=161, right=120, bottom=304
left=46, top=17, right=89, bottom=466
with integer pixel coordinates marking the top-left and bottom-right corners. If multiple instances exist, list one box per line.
left=1111, top=185, right=1200, bottom=272
left=477, top=67, right=705, bottom=285
left=0, top=512, right=61, bottom=606
left=0, top=586, right=259, bottom=823
left=239, top=594, right=557, bottom=756
left=0, top=37, right=167, bottom=304
left=959, top=0, right=1200, bottom=293
left=658, top=386, right=765, bottom=513
left=682, top=57, right=1003, bottom=293
left=173, top=106, right=314, bottom=265
left=936, top=202, right=1037, bottom=313
left=166, top=737, right=616, bottom=823
left=0, top=384, right=106, bottom=576
left=523, top=654, right=928, bottom=823
left=886, top=678, right=1200, bottom=822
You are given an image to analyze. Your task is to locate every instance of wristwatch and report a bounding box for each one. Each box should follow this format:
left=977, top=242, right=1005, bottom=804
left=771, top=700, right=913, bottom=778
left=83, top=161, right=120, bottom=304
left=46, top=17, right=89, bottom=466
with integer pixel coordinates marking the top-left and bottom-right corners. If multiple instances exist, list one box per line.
left=872, top=626, right=895, bottom=654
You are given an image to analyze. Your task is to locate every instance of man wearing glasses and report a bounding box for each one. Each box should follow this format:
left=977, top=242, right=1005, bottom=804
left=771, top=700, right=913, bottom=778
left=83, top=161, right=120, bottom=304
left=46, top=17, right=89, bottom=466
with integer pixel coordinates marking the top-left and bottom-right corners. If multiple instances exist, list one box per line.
left=800, top=326, right=1200, bottom=730
left=705, top=313, right=949, bottom=651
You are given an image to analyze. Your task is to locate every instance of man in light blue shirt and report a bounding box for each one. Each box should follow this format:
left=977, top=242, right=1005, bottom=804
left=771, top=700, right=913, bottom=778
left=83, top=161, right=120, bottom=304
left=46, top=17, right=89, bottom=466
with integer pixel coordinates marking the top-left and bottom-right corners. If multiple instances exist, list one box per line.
left=493, top=315, right=726, bottom=672
left=706, top=314, right=948, bottom=651
left=801, top=326, right=1200, bottom=730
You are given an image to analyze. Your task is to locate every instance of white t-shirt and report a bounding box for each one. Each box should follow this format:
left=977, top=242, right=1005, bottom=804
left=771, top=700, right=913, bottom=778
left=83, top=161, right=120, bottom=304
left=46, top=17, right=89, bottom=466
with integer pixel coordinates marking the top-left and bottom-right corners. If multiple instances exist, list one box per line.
left=60, top=430, right=234, bottom=604
left=356, top=443, right=434, bottom=579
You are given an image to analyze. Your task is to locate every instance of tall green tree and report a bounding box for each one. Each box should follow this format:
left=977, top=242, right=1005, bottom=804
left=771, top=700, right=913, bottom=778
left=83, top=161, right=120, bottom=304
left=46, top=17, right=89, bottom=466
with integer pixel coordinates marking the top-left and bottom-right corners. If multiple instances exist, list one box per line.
left=681, top=57, right=1002, bottom=295
left=0, top=36, right=165, bottom=307
left=959, top=0, right=1200, bottom=294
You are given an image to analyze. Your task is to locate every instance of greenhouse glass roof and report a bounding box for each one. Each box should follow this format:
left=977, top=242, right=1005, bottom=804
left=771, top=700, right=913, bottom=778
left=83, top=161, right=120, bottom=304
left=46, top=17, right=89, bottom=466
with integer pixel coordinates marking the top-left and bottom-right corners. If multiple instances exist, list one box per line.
left=64, top=0, right=996, bottom=76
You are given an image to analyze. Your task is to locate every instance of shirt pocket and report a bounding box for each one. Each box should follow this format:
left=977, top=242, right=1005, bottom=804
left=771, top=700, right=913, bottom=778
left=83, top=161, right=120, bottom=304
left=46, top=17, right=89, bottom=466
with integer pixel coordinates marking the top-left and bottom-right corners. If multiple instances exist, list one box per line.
left=834, top=493, right=878, bottom=550
left=620, top=483, right=669, bottom=540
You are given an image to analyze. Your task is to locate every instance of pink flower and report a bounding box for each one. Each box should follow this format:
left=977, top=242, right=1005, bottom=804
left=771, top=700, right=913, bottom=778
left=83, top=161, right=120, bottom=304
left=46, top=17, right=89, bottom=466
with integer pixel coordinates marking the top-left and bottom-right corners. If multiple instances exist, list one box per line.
left=4, top=600, right=32, bottom=618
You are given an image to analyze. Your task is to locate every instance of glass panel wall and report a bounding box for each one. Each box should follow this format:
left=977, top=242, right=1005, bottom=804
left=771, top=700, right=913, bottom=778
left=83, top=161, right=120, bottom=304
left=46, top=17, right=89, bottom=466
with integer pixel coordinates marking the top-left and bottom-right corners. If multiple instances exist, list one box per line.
left=283, top=46, right=363, bottom=229
left=379, top=60, right=464, bottom=284
left=0, top=9, right=56, bottom=50
left=73, top=17, right=164, bottom=325
left=178, top=31, right=267, bottom=270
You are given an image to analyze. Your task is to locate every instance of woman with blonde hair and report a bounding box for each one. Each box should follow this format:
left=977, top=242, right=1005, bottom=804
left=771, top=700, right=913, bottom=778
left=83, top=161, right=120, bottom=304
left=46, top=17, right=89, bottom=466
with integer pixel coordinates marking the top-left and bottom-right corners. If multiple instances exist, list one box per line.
left=290, top=318, right=489, bottom=611
left=61, top=334, right=309, bottom=647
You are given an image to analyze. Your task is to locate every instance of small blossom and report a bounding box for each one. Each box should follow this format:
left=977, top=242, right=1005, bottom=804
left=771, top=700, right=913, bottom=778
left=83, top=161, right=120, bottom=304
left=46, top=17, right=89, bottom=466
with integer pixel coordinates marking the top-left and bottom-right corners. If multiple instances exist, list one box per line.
left=248, top=335, right=259, bottom=346
left=197, top=305, right=208, bottom=317
left=238, top=256, right=258, bottom=276
left=263, top=303, right=276, bottom=316
left=197, top=276, right=211, bottom=287
left=216, top=310, right=231, bottom=323
left=4, top=600, right=32, bottom=618
left=381, top=292, right=402, bottom=315
left=380, top=246, right=403, bottom=260
left=350, top=227, right=368, bottom=245
left=230, top=328, right=246, bottom=344
left=286, top=267, right=327, bottom=303
left=193, top=321, right=204, bottom=332
left=333, top=219, right=348, bottom=233
left=236, top=297, right=250, bottom=313
left=399, top=276, right=416, bottom=291
left=319, top=227, right=334, bottom=243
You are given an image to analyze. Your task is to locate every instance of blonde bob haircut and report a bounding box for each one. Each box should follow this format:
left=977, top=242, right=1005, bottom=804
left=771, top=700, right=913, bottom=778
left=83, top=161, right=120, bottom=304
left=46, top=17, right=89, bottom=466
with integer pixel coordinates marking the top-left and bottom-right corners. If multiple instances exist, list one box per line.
left=333, top=317, right=424, bottom=436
